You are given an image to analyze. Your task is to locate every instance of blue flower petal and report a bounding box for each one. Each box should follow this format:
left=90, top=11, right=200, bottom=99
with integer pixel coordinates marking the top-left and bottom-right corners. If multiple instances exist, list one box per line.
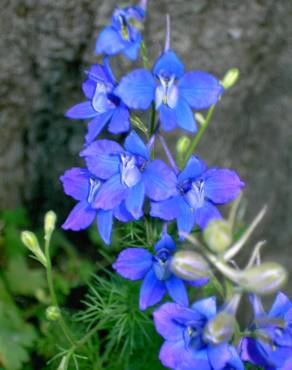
left=82, top=79, right=96, bottom=100
left=195, top=201, right=222, bottom=229
left=150, top=196, right=181, bottom=221
left=178, top=155, right=207, bottom=183
left=122, top=36, right=141, bottom=60
left=93, top=174, right=128, bottom=210
left=153, top=50, right=184, bottom=79
left=154, top=233, right=176, bottom=252
left=174, top=97, right=197, bottom=132
left=166, top=275, right=188, bottom=306
left=226, top=346, right=245, bottom=370
left=208, top=343, right=234, bottom=370
left=66, top=101, right=97, bottom=119
left=115, top=69, right=156, bottom=110
left=139, top=269, right=166, bottom=310
left=178, top=71, right=224, bottom=109
left=62, top=201, right=96, bottom=231
left=203, top=168, right=245, bottom=204
left=191, top=296, right=217, bottom=320
left=114, top=201, right=134, bottom=222
left=159, top=340, right=189, bottom=369
left=95, top=26, right=126, bottom=55
left=113, top=248, right=152, bottom=280
left=239, top=337, right=269, bottom=368
left=269, top=292, right=292, bottom=318
left=125, top=180, right=145, bottom=219
left=80, top=140, right=122, bottom=179
left=177, top=198, right=196, bottom=234
left=124, top=131, right=149, bottom=159
left=85, top=111, right=114, bottom=144
left=60, top=168, right=90, bottom=201
left=159, top=104, right=178, bottom=131
left=143, top=159, right=178, bottom=201
left=97, top=209, right=113, bottom=245
left=108, top=105, right=130, bottom=134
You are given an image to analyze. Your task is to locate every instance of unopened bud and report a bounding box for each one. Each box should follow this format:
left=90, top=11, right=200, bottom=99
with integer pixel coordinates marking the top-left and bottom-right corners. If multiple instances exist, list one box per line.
left=204, top=312, right=236, bottom=345
left=44, top=211, right=56, bottom=237
left=176, top=136, right=190, bottom=157
left=194, top=113, right=205, bottom=126
left=57, top=353, right=71, bottom=370
left=21, top=231, right=47, bottom=267
left=170, top=250, right=210, bottom=281
left=238, top=262, right=287, bottom=295
left=46, top=305, right=61, bottom=321
left=203, top=220, right=232, bottom=254
left=221, top=68, right=239, bottom=90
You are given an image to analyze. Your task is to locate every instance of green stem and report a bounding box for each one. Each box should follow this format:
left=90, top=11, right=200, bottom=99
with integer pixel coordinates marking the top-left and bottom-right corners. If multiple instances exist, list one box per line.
left=149, top=102, right=156, bottom=136
left=44, top=233, right=76, bottom=346
left=183, top=105, right=216, bottom=165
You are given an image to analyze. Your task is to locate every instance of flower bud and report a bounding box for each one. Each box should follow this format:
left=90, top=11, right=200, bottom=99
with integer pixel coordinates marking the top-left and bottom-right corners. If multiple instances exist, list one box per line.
left=44, top=211, right=56, bottom=237
left=57, top=353, right=71, bottom=370
left=194, top=113, right=205, bottom=126
left=238, top=262, right=287, bottom=295
left=46, top=305, right=61, bottom=321
left=203, top=220, right=232, bottom=254
left=170, top=250, right=210, bottom=281
left=21, top=231, right=47, bottom=267
left=176, top=136, right=190, bottom=157
left=221, top=68, right=239, bottom=90
left=204, top=312, right=236, bottom=345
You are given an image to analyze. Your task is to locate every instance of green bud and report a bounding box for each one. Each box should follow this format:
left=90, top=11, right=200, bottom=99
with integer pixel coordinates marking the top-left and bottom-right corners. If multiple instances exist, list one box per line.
left=170, top=250, right=210, bottom=281
left=57, top=353, right=71, bottom=370
left=176, top=136, right=190, bottom=157
left=44, top=210, right=56, bottom=237
left=46, top=305, right=61, bottom=321
left=203, top=220, right=232, bottom=253
left=204, top=312, right=236, bottom=345
left=194, top=113, right=205, bottom=126
left=21, top=231, right=47, bottom=267
left=238, top=262, right=288, bottom=295
left=221, top=68, right=239, bottom=90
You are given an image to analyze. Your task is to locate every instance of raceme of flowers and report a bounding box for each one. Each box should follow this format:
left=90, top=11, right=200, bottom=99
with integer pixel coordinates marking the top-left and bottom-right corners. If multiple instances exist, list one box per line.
left=61, top=1, right=291, bottom=369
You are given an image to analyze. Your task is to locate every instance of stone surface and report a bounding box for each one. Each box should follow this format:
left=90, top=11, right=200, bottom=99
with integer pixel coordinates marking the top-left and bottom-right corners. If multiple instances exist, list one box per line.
left=0, top=0, right=291, bottom=276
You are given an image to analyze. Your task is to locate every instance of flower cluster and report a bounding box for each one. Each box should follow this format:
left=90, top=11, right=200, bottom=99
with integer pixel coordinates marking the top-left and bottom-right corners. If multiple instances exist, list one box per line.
left=61, top=1, right=291, bottom=369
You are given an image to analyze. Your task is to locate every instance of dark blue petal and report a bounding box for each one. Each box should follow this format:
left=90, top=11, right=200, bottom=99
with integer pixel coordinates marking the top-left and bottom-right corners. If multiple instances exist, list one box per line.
left=154, top=233, right=176, bottom=252
left=153, top=302, right=196, bottom=341
left=191, top=296, right=216, bottom=320
left=203, top=168, right=245, bottom=204
left=80, top=140, right=122, bottom=179
left=124, top=131, right=149, bottom=159
left=239, top=338, right=269, bottom=368
left=150, top=196, right=181, bottom=221
left=66, top=101, right=97, bottom=119
left=159, top=104, right=178, bottom=131
left=97, top=209, right=113, bottom=245
left=60, top=168, right=90, bottom=201
left=269, top=292, right=292, bottom=318
left=178, top=71, right=224, bottom=109
left=174, top=97, right=197, bottom=132
left=139, top=269, right=166, bottom=310
left=153, top=50, right=184, bottom=79
left=159, top=340, right=188, bottom=369
left=177, top=198, right=196, bottom=234
left=115, top=69, right=156, bottom=109
left=85, top=111, right=114, bottom=144
left=143, top=159, right=178, bottom=201
left=95, top=26, right=125, bottom=55
left=125, top=180, right=145, bottom=219
left=113, top=248, right=152, bottom=280
left=62, top=201, right=96, bottom=231
left=166, top=275, right=188, bottom=306
left=114, top=201, right=134, bottom=222
left=108, top=105, right=130, bottom=134
left=178, top=155, right=207, bottom=183
left=93, top=174, right=128, bottom=210
left=195, top=201, right=222, bottom=229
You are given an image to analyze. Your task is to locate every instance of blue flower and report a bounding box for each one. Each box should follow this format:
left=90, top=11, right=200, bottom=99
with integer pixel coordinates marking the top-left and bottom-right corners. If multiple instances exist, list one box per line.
left=150, top=155, right=245, bottom=234
left=240, top=293, right=292, bottom=369
left=153, top=297, right=244, bottom=369
left=113, top=233, right=207, bottom=310
left=115, top=49, right=223, bottom=132
left=61, top=167, right=133, bottom=245
left=66, top=60, right=130, bottom=143
left=95, top=2, right=147, bottom=60
left=80, top=131, right=177, bottom=220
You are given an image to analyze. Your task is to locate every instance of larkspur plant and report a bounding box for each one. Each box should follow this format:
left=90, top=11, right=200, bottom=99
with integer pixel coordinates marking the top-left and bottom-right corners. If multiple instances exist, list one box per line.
left=19, top=1, right=291, bottom=370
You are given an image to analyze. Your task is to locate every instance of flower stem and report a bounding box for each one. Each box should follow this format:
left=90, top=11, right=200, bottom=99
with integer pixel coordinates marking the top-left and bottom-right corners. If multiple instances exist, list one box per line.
left=150, top=102, right=156, bottom=136
left=183, top=105, right=216, bottom=165
left=159, top=134, right=179, bottom=174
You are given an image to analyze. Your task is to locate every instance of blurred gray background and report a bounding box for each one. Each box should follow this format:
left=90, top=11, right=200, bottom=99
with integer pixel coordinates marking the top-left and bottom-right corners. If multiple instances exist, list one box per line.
left=0, top=0, right=291, bottom=277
